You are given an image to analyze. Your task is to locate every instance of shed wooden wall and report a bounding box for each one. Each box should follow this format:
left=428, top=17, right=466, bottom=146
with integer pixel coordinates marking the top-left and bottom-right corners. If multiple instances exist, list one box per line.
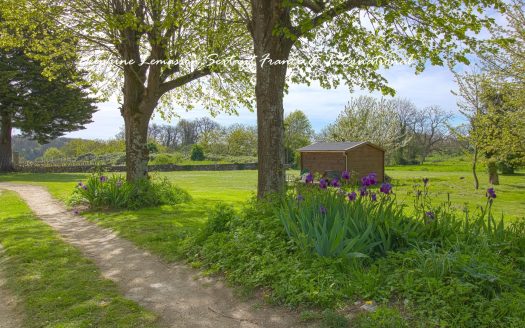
left=301, top=151, right=346, bottom=174
left=346, top=144, right=384, bottom=182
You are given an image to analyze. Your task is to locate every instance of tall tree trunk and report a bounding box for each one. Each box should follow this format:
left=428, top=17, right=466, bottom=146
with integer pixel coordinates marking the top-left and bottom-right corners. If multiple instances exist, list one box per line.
left=122, top=108, right=152, bottom=181
left=487, top=160, right=499, bottom=185
left=0, top=112, right=13, bottom=172
left=120, top=66, right=155, bottom=182
left=252, top=1, right=293, bottom=198
left=472, top=146, right=479, bottom=189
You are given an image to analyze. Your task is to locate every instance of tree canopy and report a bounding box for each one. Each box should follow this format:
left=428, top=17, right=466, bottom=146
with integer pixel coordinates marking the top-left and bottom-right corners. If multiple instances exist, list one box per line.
left=284, top=110, right=314, bottom=164
left=1, top=0, right=253, bottom=180
left=0, top=48, right=96, bottom=171
left=0, top=49, right=95, bottom=142
left=232, top=0, right=507, bottom=196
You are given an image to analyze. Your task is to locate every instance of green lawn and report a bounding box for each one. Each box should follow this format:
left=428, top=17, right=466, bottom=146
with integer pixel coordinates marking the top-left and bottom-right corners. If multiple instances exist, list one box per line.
left=1, top=164, right=523, bottom=263
left=0, top=191, right=158, bottom=327
left=1, top=161, right=523, bottom=327
left=386, top=169, right=525, bottom=219
left=0, top=172, right=89, bottom=202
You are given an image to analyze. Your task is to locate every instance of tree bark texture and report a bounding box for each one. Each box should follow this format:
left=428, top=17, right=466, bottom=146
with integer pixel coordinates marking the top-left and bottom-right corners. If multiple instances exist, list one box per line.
left=120, top=65, right=156, bottom=181
left=0, top=112, right=13, bottom=172
left=251, top=1, right=294, bottom=198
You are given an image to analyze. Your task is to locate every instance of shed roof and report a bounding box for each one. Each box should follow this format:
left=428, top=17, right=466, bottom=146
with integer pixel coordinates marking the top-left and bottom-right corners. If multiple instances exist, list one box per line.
left=298, top=141, right=384, bottom=152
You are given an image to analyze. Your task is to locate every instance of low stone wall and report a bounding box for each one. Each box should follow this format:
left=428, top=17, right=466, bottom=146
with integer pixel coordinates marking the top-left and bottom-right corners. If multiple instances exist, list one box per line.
left=14, top=163, right=258, bottom=173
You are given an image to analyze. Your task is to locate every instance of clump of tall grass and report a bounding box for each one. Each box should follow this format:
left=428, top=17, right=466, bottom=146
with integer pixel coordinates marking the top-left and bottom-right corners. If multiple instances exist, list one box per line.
left=68, top=173, right=191, bottom=210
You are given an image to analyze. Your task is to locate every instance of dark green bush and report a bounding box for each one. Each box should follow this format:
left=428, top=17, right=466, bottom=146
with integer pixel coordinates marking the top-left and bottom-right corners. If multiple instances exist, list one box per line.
left=190, top=144, right=205, bottom=161
left=200, top=203, right=236, bottom=239
left=147, top=142, right=159, bottom=153
left=69, top=174, right=191, bottom=210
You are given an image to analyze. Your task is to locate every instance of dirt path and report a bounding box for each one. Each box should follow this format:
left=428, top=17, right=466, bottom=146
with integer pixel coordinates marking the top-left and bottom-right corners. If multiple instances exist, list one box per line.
left=0, top=183, right=309, bottom=328
left=0, top=245, right=25, bottom=328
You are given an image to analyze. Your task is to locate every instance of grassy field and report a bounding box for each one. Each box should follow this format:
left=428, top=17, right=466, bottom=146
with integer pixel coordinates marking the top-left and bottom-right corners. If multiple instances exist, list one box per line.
left=1, top=161, right=523, bottom=263
left=387, top=158, right=525, bottom=219
left=0, top=191, right=158, bottom=327
left=1, top=161, right=523, bottom=326
left=1, top=163, right=523, bottom=218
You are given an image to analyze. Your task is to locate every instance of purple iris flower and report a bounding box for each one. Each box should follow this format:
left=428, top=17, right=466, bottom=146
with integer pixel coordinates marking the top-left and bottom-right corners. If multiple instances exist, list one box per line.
left=319, top=205, right=327, bottom=215
left=368, top=173, right=377, bottom=186
left=347, top=191, right=357, bottom=201
left=424, top=211, right=436, bottom=224
left=486, top=188, right=496, bottom=199
left=305, top=172, right=314, bottom=184
left=82, top=185, right=88, bottom=190
left=423, top=178, right=429, bottom=186
left=319, top=178, right=328, bottom=189
left=77, top=182, right=83, bottom=187
left=341, top=171, right=350, bottom=180
left=379, top=182, right=392, bottom=194
left=297, top=194, right=304, bottom=202
left=361, top=176, right=370, bottom=187
left=371, top=193, right=377, bottom=202
left=100, top=176, right=108, bottom=182
left=359, top=186, right=368, bottom=197
left=73, top=209, right=79, bottom=215
left=331, top=178, right=340, bottom=187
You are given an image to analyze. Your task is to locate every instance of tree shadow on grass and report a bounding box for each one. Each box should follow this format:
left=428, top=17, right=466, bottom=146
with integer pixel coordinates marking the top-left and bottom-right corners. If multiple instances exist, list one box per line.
left=82, top=199, right=219, bottom=262
left=0, top=193, right=158, bottom=327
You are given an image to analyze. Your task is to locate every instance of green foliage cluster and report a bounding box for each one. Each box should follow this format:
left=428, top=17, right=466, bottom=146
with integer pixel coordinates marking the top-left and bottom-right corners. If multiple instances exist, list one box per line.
left=190, top=144, right=205, bottom=161
left=62, top=139, right=126, bottom=157
left=0, top=48, right=96, bottom=144
left=284, top=110, right=313, bottom=166
left=279, top=188, right=419, bottom=258
left=185, top=183, right=525, bottom=327
left=204, top=153, right=258, bottom=164
left=149, top=152, right=184, bottom=165
left=69, top=174, right=191, bottom=210
left=42, top=147, right=65, bottom=160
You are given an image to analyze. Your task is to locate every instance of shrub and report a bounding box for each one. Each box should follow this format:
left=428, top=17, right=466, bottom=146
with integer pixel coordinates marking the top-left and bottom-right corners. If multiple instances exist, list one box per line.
left=150, top=153, right=184, bottom=165
left=204, top=153, right=258, bottom=164
left=190, top=144, right=205, bottom=161
left=42, top=147, right=65, bottom=160
left=69, top=174, right=191, bottom=210
left=200, top=203, right=236, bottom=239
left=185, top=175, right=525, bottom=326
left=147, top=142, right=159, bottom=153
left=278, top=187, right=422, bottom=259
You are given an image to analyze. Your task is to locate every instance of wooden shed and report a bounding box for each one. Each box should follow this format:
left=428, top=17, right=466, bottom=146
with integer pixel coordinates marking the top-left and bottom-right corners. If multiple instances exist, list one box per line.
left=298, top=142, right=385, bottom=182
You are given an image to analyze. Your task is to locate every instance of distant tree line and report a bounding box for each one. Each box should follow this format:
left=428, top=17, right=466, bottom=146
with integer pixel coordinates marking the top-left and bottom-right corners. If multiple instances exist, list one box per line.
left=319, top=96, right=455, bottom=164
left=14, top=103, right=469, bottom=168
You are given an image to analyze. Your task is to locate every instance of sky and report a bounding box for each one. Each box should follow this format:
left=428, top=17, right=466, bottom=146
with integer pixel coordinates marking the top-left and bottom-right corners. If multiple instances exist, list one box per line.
left=64, top=63, right=462, bottom=140
left=63, top=7, right=507, bottom=140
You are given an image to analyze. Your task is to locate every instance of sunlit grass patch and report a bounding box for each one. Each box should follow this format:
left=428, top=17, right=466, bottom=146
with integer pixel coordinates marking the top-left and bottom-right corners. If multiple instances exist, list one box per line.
left=0, top=191, right=158, bottom=327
